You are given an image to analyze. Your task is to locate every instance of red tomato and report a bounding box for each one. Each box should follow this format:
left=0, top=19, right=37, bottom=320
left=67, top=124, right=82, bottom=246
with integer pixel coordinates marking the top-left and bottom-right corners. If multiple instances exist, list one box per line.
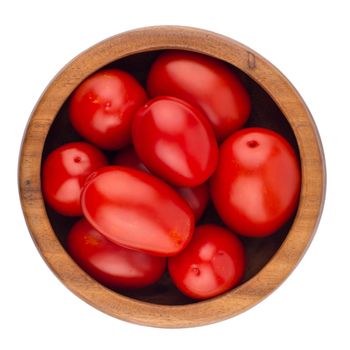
left=210, top=128, right=301, bottom=237
left=132, top=96, right=218, bottom=187
left=113, top=146, right=209, bottom=221
left=81, top=166, right=194, bottom=256
left=42, top=142, right=107, bottom=216
left=176, top=184, right=209, bottom=222
left=69, top=69, right=147, bottom=150
left=147, top=50, right=251, bottom=141
left=112, top=146, right=150, bottom=173
left=168, top=225, right=245, bottom=299
left=66, top=219, right=166, bottom=289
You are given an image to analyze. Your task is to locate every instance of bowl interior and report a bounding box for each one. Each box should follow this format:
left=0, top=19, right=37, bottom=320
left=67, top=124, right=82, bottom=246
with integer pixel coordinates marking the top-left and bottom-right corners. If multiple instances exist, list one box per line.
left=42, top=50, right=300, bottom=305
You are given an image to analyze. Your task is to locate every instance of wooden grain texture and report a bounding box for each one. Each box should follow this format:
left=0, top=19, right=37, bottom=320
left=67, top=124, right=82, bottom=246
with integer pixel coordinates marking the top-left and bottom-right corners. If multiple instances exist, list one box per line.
left=18, top=26, right=326, bottom=328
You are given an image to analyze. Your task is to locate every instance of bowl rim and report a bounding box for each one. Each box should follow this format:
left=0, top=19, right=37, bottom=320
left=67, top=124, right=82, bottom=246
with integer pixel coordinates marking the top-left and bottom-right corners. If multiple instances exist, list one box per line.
left=18, top=25, right=326, bottom=328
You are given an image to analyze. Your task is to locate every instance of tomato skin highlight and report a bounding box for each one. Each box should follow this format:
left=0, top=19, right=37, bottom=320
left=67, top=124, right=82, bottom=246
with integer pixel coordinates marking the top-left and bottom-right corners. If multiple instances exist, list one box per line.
left=42, top=142, right=107, bottom=216
left=210, top=127, right=301, bottom=237
left=168, top=225, right=245, bottom=299
left=147, top=50, right=251, bottom=141
left=66, top=219, right=166, bottom=289
left=81, top=166, right=195, bottom=256
left=113, top=146, right=209, bottom=222
left=132, top=96, right=218, bottom=187
left=69, top=69, right=147, bottom=150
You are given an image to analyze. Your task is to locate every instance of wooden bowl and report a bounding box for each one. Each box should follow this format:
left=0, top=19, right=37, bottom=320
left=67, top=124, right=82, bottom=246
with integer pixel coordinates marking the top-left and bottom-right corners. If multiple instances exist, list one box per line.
left=18, top=26, right=325, bottom=328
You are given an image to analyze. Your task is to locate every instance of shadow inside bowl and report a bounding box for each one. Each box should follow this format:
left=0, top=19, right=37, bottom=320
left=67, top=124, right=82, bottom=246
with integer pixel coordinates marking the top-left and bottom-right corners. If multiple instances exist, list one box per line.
left=42, top=50, right=300, bottom=305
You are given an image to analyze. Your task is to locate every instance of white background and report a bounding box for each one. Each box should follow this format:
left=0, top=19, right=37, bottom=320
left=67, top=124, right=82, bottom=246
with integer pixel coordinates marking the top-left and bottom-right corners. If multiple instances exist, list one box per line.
left=1, top=0, right=349, bottom=349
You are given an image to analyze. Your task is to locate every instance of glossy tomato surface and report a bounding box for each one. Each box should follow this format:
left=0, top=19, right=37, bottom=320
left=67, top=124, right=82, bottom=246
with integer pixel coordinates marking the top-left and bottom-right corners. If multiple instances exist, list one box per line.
left=147, top=50, right=251, bottom=141
left=168, top=225, right=245, bottom=299
left=69, top=69, right=147, bottom=150
left=132, top=96, right=218, bottom=187
left=113, top=146, right=209, bottom=221
left=66, top=219, right=166, bottom=289
left=81, top=166, right=195, bottom=256
left=42, top=142, right=107, bottom=216
left=211, top=128, right=301, bottom=237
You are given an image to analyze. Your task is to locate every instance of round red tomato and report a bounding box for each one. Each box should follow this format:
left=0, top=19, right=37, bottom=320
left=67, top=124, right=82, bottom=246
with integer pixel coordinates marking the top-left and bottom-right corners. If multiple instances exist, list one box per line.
left=168, top=225, right=245, bottom=299
left=113, top=146, right=209, bottom=221
left=132, top=96, right=218, bottom=187
left=210, top=128, right=301, bottom=237
left=69, top=69, right=147, bottom=150
left=66, top=219, right=166, bottom=289
left=42, top=142, right=107, bottom=216
left=81, top=166, right=194, bottom=256
left=147, top=50, right=251, bottom=141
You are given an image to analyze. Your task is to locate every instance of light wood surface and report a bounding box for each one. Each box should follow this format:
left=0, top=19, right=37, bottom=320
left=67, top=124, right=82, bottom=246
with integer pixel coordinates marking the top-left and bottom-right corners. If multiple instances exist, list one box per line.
left=18, top=26, right=326, bottom=328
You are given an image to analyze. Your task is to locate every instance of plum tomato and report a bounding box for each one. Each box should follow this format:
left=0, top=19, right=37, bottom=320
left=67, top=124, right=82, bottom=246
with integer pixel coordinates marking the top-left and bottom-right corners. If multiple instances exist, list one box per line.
left=168, top=224, right=245, bottom=299
left=69, top=69, right=147, bottom=150
left=132, top=96, right=218, bottom=187
left=147, top=50, right=251, bottom=141
left=81, top=166, right=195, bottom=256
left=112, top=146, right=209, bottom=222
left=176, top=184, right=209, bottom=222
left=112, top=146, right=150, bottom=173
left=42, top=142, right=107, bottom=216
left=66, top=219, right=166, bottom=289
left=210, top=128, right=301, bottom=237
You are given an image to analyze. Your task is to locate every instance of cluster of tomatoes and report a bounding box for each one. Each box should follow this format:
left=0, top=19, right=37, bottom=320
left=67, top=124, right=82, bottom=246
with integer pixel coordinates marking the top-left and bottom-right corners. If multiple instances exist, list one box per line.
left=42, top=50, right=301, bottom=300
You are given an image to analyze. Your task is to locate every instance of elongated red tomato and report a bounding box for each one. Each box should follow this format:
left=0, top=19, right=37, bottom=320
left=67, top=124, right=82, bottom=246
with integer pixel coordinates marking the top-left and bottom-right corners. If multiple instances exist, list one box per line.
left=42, top=142, right=107, bottom=216
left=132, top=96, right=218, bottom=187
left=168, top=225, right=245, bottom=299
left=147, top=50, right=251, bottom=141
left=210, top=128, right=301, bottom=237
left=112, top=146, right=209, bottom=221
left=69, top=69, right=147, bottom=150
left=66, top=219, right=166, bottom=289
left=81, top=166, right=194, bottom=256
